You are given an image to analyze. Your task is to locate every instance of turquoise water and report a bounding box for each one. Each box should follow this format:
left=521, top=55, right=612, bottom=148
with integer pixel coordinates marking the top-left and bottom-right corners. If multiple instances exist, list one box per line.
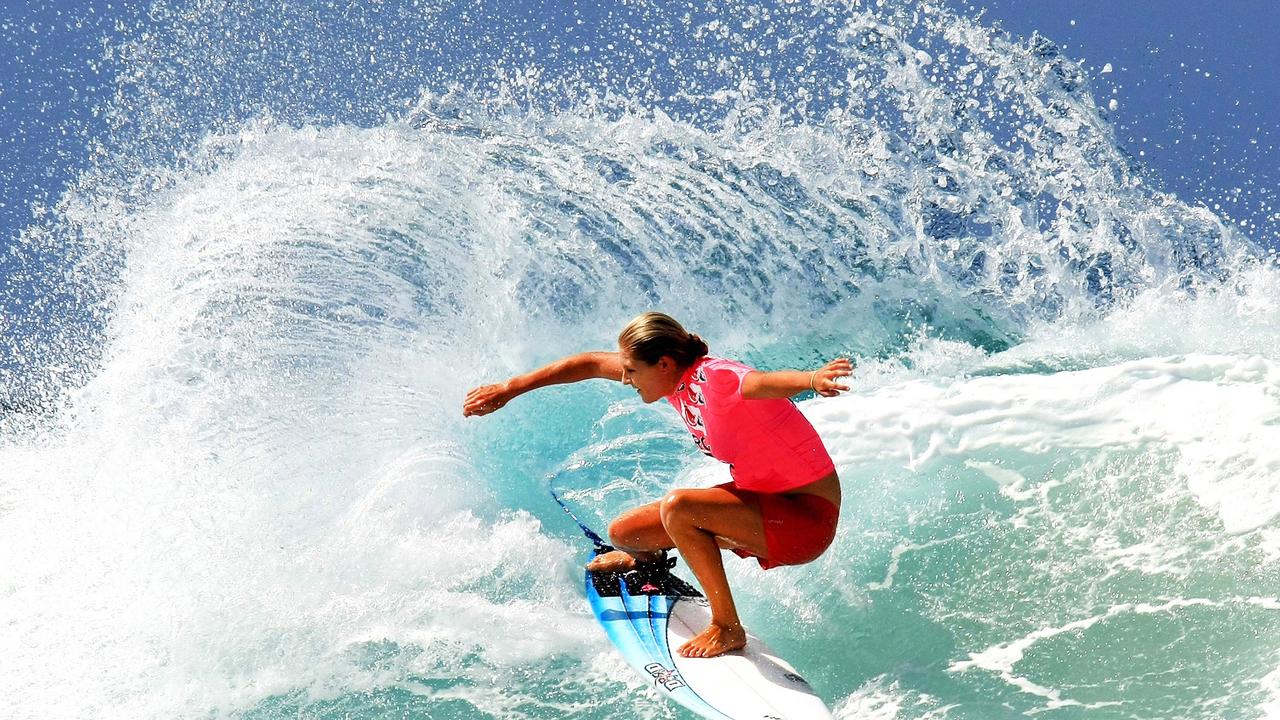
left=2, top=1, right=1279, bottom=718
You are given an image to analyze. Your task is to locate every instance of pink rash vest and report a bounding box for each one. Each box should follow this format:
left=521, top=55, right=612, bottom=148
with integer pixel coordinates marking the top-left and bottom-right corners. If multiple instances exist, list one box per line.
left=664, top=356, right=836, bottom=493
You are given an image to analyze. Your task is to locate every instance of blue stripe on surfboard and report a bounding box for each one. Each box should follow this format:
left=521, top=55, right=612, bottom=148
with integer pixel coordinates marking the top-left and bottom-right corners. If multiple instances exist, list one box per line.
left=618, top=581, right=666, bottom=663
left=648, top=594, right=675, bottom=662
left=586, top=572, right=654, bottom=676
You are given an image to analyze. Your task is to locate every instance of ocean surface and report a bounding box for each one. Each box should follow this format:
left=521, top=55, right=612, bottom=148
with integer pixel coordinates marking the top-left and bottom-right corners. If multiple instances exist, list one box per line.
left=2, top=1, right=1278, bottom=718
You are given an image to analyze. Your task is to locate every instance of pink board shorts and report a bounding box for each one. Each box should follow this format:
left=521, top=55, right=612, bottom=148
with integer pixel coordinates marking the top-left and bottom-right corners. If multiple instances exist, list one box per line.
left=715, top=482, right=840, bottom=570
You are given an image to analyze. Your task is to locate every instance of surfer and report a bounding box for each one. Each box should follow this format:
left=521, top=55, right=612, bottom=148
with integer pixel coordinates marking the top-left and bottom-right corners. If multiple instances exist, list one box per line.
left=463, top=312, right=850, bottom=658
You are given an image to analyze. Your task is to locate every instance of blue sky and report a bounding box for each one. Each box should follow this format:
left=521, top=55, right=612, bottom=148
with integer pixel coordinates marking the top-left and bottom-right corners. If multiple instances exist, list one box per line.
left=1, top=1, right=121, bottom=242
left=958, top=0, right=1279, bottom=245
left=2, top=1, right=1276, bottom=249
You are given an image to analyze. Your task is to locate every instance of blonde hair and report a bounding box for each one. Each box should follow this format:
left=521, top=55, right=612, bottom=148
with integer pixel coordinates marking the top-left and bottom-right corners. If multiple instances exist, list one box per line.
left=618, top=312, right=709, bottom=367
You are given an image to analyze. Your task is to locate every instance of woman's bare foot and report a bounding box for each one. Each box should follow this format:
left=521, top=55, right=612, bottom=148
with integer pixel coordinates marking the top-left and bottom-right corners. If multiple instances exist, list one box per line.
left=585, top=549, right=668, bottom=573
left=677, top=622, right=747, bottom=658
left=585, top=550, right=638, bottom=573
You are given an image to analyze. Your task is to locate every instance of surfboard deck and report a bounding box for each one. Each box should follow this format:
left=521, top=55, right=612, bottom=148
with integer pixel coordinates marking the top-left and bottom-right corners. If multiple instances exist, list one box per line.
left=585, top=553, right=834, bottom=719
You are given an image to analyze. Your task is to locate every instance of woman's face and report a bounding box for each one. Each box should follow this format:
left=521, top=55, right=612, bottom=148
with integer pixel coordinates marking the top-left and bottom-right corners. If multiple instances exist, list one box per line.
left=619, top=347, right=682, bottom=403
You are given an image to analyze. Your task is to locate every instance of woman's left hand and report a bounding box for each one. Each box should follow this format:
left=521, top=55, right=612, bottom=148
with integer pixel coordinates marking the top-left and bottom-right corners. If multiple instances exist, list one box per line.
left=811, top=357, right=853, bottom=397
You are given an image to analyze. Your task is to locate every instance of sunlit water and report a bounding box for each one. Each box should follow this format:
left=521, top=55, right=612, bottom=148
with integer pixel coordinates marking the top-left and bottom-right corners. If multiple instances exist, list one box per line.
left=2, top=2, right=1278, bottom=718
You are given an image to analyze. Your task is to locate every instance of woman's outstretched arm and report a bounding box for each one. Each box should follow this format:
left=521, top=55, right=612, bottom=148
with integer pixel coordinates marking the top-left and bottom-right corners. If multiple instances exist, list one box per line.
left=463, top=351, right=623, bottom=416
left=740, top=357, right=853, bottom=400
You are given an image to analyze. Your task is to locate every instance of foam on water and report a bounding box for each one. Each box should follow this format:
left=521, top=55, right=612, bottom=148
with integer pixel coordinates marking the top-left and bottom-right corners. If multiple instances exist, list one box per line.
left=814, top=350, right=1280, bottom=530
left=2, top=1, right=1278, bottom=718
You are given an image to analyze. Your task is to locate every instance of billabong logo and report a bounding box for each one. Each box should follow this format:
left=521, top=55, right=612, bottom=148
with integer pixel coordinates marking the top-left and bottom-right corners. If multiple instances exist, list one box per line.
left=644, top=662, right=687, bottom=691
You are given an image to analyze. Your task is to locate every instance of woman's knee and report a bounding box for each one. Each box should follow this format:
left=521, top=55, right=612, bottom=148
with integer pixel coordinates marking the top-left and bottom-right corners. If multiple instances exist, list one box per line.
left=607, top=516, right=644, bottom=546
left=659, top=488, right=696, bottom=526
left=607, top=502, right=663, bottom=546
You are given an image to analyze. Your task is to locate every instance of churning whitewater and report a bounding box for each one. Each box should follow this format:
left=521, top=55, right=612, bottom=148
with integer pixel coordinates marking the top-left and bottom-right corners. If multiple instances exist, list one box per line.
left=1, top=1, right=1277, bottom=719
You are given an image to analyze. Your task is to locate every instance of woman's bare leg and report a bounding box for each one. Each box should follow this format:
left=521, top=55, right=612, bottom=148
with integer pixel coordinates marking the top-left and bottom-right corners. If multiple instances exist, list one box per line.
left=584, top=500, right=673, bottom=572
left=659, top=486, right=768, bottom=658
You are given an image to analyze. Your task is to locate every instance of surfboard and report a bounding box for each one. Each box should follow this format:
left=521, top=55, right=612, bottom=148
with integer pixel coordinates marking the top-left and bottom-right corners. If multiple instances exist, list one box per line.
left=585, top=553, right=834, bottom=719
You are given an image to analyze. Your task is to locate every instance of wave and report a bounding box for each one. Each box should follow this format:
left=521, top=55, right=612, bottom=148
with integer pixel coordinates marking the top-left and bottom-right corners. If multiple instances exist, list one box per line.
left=2, top=1, right=1277, bottom=719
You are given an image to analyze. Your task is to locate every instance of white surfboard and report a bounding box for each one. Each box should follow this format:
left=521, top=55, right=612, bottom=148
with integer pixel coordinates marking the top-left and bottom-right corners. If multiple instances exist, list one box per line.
left=586, top=555, right=834, bottom=719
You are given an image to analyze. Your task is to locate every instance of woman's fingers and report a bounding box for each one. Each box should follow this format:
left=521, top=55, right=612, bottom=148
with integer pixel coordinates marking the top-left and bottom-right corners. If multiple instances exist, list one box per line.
left=463, top=383, right=507, bottom=416
left=814, top=361, right=853, bottom=396
left=465, top=386, right=493, bottom=403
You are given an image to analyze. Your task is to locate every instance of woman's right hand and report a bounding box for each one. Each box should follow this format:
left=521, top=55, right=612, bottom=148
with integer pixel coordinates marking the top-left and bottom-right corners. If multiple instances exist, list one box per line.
left=463, top=382, right=513, bottom=417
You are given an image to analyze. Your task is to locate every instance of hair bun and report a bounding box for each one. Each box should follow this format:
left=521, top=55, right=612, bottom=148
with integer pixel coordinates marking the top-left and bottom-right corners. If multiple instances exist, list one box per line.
left=687, top=332, right=709, bottom=359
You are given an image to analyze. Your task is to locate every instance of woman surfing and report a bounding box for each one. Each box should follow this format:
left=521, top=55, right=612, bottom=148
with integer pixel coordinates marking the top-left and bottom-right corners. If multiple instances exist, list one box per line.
left=463, top=312, right=851, bottom=658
